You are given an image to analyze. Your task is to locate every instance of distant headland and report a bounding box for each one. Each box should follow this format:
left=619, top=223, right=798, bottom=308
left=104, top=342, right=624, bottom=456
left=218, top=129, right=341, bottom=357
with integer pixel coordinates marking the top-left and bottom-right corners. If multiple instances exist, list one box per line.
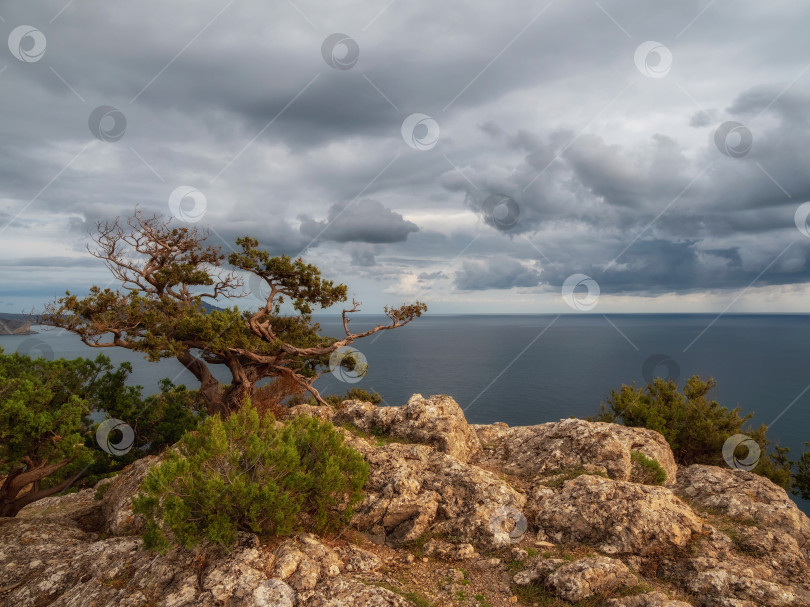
left=0, top=314, right=37, bottom=335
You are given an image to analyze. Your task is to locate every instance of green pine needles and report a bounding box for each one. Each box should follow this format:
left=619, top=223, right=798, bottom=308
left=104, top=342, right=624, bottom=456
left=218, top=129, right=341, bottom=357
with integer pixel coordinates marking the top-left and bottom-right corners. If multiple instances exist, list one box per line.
left=133, top=404, right=369, bottom=552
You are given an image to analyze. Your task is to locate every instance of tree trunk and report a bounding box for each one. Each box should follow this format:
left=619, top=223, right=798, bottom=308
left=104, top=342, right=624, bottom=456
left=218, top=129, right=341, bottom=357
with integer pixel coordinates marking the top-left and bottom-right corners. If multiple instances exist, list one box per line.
left=0, top=461, right=84, bottom=518
left=221, top=364, right=261, bottom=414
left=177, top=351, right=226, bottom=416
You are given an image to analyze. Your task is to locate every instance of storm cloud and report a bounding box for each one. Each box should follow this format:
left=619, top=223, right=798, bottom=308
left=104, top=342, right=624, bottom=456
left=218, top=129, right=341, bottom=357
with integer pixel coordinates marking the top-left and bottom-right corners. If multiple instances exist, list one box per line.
left=1, top=1, right=810, bottom=313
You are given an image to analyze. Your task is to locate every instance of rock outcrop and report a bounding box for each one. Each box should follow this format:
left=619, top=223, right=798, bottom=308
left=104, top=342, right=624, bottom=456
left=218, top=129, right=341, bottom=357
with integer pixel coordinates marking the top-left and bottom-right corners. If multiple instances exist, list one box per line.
left=515, top=555, right=639, bottom=601
left=346, top=439, right=526, bottom=548
left=335, top=393, right=483, bottom=463
left=3, top=393, right=810, bottom=607
left=475, top=417, right=678, bottom=484
left=535, top=475, right=704, bottom=555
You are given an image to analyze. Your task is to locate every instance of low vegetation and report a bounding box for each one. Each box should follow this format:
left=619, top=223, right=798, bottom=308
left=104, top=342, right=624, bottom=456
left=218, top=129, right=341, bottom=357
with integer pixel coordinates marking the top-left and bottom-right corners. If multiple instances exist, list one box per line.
left=0, top=348, right=200, bottom=517
left=133, top=402, right=369, bottom=552
left=592, top=375, right=810, bottom=497
left=630, top=451, right=667, bottom=485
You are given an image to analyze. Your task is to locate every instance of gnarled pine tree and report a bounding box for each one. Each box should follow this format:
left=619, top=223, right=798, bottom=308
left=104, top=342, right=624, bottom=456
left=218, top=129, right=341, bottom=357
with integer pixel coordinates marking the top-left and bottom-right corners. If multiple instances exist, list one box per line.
left=44, top=210, right=427, bottom=415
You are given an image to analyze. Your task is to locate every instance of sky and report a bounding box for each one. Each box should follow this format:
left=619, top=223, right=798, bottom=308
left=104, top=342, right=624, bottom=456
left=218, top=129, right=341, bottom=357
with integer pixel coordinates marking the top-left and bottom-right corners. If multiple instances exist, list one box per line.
left=2, top=1, right=810, bottom=315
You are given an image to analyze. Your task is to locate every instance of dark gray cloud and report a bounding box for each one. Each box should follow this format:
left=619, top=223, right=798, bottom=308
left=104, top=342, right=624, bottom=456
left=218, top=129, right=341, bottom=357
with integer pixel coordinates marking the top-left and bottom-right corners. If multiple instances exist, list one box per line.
left=2, top=1, right=810, bottom=311
left=299, top=199, right=418, bottom=245
left=455, top=257, right=541, bottom=291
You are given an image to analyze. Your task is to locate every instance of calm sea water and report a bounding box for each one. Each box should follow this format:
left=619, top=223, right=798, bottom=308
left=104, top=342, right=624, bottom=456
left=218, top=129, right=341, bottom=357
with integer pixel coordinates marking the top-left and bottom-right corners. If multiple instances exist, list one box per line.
left=4, top=314, right=810, bottom=512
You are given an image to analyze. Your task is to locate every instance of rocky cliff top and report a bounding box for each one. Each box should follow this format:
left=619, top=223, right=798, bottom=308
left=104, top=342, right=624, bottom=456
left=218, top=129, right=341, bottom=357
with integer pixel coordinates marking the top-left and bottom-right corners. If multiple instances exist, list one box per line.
left=3, top=393, right=809, bottom=607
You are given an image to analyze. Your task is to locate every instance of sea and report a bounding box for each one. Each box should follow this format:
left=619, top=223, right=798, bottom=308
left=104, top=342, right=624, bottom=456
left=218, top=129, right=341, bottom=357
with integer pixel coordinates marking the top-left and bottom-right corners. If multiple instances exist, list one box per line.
left=4, top=313, right=810, bottom=513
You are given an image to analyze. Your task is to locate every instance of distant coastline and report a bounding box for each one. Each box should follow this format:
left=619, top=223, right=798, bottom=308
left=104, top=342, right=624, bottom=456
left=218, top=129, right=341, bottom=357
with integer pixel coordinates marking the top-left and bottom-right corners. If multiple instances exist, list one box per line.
left=0, top=314, right=38, bottom=336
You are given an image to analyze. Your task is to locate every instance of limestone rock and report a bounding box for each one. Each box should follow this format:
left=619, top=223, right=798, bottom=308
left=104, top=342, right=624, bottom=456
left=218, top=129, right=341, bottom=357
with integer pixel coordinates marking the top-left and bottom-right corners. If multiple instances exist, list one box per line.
left=675, top=464, right=810, bottom=544
left=100, top=455, right=159, bottom=536
left=335, top=393, right=482, bottom=462
left=349, top=441, right=525, bottom=548
left=535, top=475, right=703, bottom=555
left=337, top=544, right=382, bottom=572
left=475, top=417, right=677, bottom=484
left=605, top=592, right=693, bottom=607
left=17, top=486, right=104, bottom=531
left=296, top=576, right=413, bottom=606
left=0, top=516, right=275, bottom=607
left=271, top=533, right=343, bottom=591
left=546, top=556, right=638, bottom=602
left=423, top=538, right=479, bottom=560
left=254, top=579, right=296, bottom=607
left=286, top=404, right=335, bottom=421
left=513, top=558, right=567, bottom=586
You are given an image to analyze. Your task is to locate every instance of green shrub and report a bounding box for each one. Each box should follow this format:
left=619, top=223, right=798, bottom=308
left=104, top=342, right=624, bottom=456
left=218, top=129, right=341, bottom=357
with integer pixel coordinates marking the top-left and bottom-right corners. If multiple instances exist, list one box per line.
left=591, top=376, right=793, bottom=490
left=630, top=451, right=667, bottom=485
left=0, top=348, right=199, bottom=515
left=133, top=403, right=369, bottom=552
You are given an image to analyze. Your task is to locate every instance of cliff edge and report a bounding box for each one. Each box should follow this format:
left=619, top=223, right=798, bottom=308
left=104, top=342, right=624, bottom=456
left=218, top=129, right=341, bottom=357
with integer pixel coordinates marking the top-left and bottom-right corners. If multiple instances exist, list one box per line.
left=3, top=393, right=808, bottom=607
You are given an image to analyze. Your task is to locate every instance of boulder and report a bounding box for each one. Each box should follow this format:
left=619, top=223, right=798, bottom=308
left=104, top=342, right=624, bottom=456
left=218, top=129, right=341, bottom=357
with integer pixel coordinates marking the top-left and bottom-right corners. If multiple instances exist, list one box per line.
left=271, top=533, right=343, bottom=591
left=475, top=417, right=678, bottom=484
left=546, top=556, right=639, bottom=601
left=423, top=538, right=479, bottom=560
left=514, top=556, right=638, bottom=601
left=348, top=441, right=526, bottom=548
left=335, top=393, right=482, bottom=462
left=675, top=464, right=810, bottom=544
left=686, top=563, right=808, bottom=607
left=535, top=475, right=703, bottom=555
